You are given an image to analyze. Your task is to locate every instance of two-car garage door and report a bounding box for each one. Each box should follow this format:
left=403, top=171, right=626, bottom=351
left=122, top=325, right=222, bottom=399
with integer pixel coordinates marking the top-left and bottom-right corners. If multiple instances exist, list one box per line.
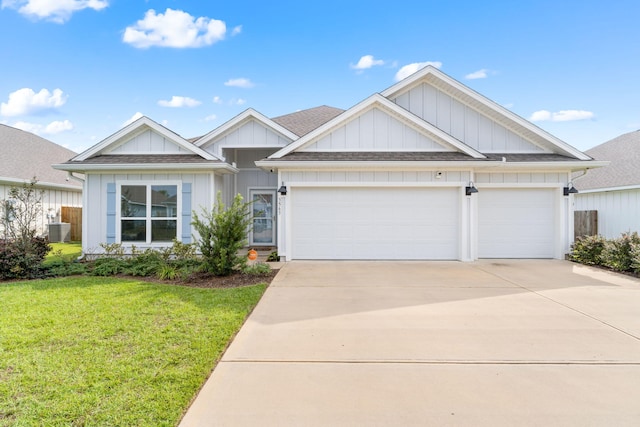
left=291, top=187, right=460, bottom=260
left=289, top=186, right=558, bottom=260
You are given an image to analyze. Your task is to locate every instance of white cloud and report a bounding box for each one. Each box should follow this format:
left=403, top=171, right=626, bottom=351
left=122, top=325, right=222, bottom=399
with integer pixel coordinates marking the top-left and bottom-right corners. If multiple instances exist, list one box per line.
left=232, top=98, right=246, bottom=106
left=11, top=119, right=73, bottom=135
left=231, top=25, right=242, bottom=36
left=212, top=96, right=222, bottom=104
left=157, top=96, right=201, bottom=108
left=394, top=61, right=442, bottom=82
left=204, top=114, right=217, bottom=121
left=465, top=69, right=489, bottom=80
left=123, top=8, right=227, bottom=48
left=351, top=55, right=385, bottom=70
left=1, top=87, right=67, bottom=116
left=44, top=119, right=73, bottom=134
left=1, top=0, right=108, bottom=23
left=529, top=109, right=595, bottom=122
left=123, top=112, right=144, bottom=126
left=224, top=78, right=254, bottom=88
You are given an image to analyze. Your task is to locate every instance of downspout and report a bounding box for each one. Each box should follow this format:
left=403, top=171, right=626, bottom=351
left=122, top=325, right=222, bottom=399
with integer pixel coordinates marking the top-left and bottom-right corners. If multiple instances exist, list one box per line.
left=67, top=171, right=85, bottom=183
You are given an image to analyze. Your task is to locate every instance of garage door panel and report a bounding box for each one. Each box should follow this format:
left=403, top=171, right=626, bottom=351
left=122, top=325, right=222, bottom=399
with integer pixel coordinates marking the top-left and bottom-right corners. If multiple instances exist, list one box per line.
left=291, top=187, right=459, bottom=260
left=478, top=188, right=556, bottom=258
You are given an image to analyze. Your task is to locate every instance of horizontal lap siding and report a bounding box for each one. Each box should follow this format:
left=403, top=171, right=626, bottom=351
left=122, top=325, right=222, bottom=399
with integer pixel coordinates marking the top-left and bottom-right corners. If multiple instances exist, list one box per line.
left=281, top=170, right=471, bottom=184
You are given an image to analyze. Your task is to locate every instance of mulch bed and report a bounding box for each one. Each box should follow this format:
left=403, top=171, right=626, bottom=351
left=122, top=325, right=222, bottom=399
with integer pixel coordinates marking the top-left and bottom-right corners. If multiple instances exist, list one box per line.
left=132, top=269, right=280, bottom=289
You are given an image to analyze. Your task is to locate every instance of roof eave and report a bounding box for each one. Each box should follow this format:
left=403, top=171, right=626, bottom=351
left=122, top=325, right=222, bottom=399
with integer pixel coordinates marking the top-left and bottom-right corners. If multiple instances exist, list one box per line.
left=53, top=163, right=239, bottom=174
left=256, top=159, right=607, bottom=172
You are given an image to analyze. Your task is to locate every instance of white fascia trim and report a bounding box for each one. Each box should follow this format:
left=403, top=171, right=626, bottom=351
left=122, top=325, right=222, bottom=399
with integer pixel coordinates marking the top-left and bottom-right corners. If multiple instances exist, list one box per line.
left=53, top=163, right=239, bottom=173
left=194, top=108, right=298, bottom=148
left=73, top=116, right=221, bottom=162
left=380, top=66, right=591, bottom=161
left=269, top=94, right=485, bottom=159
left=479, top=160, right=609, bottom=172
left=0, top=176, right=82, bottom=192
left=577, top=185, right=640, bottom=194
left=256, top=160, right=503, bottom=170
left=257, top=160, right=606, bottom=172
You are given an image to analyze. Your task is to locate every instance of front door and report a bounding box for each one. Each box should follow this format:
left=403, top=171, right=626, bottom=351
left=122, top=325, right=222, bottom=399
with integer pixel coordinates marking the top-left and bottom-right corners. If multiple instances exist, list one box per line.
left=250, top=190, right=276, bottom=246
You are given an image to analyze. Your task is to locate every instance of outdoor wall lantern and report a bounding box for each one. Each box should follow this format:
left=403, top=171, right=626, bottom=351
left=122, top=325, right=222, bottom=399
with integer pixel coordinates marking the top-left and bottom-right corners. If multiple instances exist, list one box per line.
left=465, top=182, right=479, bottom=196
left=563, top=182, right=579, bottom=196
left=277, top=183, right=287, bottom=196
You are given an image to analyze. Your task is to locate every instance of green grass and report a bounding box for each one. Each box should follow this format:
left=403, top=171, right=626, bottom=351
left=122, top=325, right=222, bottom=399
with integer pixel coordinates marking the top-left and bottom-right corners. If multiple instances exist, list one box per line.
left=0, top=277, right=266, bottom=426
left=45, top=242, right=83, bottom=265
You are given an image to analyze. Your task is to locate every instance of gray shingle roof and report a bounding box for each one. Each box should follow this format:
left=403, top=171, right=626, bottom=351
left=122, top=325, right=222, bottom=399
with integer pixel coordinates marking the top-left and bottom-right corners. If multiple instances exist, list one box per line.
left=270, top=152, right=583, bottom=162
left=0, top=124, right=80, bottom=187
left=573, top=130, right=640, bottom=190
left=271, top=105, right=345, bottom=137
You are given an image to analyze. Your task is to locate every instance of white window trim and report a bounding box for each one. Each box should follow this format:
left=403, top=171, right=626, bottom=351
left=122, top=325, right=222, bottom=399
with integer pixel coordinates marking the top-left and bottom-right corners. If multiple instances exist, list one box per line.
left=116, top=180, right=182, bottom=246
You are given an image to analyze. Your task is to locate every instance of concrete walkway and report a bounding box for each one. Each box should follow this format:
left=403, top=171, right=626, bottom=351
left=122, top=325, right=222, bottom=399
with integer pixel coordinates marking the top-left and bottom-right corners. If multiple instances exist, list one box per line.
left=179, top=260, right=640, bottom=426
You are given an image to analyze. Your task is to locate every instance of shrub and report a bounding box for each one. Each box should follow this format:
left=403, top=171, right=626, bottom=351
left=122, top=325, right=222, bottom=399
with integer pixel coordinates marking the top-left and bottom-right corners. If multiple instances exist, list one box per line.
left=45, top=260, right=89, bottom=277
left=192, top=193, right=252, bottom=276
left=266, top=251, right=280, bottom=262
left=570, top=235, right=606, bottom=266
left=243, top=262, right=272, bottom=276
left=0, top=237, right=51, bottom=280
left=124, top=248, right=165, bottom=276
left=631, top=243, right=640, bottom=274
left=91, top=257, right=126, bottom=276
left=600, top=232, right=640, bottom=272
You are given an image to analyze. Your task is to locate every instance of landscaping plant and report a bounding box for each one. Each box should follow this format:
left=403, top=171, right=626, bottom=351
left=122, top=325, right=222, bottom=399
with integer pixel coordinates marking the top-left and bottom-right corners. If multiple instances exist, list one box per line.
left=192, top=193, right=252, bottom=276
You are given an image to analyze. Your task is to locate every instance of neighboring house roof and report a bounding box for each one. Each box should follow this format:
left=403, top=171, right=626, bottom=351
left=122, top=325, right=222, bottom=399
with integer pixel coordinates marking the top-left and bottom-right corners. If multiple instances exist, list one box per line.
left=0, top=124, right=81, bottom=189
left=271, top=105, right=345, bottom=137
left=574, top=129, right=640, bottom=191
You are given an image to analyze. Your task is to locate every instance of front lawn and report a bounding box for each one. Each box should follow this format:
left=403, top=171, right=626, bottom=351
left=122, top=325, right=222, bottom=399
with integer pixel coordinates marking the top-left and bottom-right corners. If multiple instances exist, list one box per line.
left=0, top=276, right=266, bottom=426
left=45, top=242, right=82, bottom=264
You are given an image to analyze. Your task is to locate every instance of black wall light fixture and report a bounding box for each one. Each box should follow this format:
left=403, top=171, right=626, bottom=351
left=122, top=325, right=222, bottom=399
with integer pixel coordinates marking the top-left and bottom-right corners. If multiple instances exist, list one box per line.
left=277, top=183, right=287, bottom=196
left=563, top=182, right=578, bottom=196
left=465, top=182, right=479, bottom=196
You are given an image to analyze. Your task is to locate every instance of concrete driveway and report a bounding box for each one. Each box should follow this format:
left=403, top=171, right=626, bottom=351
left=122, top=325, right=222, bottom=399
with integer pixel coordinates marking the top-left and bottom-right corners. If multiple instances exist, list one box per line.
left=180, top=260, right=640, bottom=426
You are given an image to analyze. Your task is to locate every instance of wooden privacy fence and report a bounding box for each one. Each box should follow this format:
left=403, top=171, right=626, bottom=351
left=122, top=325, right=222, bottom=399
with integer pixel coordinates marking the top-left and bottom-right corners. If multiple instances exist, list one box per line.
left=61, top=206, right=82, bottom=242
left=574, top=210, right=598, bottom=239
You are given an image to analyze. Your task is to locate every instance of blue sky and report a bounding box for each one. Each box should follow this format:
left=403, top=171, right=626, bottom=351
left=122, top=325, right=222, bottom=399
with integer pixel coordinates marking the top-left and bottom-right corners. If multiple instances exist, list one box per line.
left=1, top=0, right=639, bottom=154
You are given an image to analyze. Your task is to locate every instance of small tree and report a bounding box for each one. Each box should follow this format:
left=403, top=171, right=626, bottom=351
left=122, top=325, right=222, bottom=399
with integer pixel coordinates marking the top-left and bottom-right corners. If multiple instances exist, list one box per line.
left=0, top=178, right=51, bottom=279
left=192, top=192, right=252, bottom=276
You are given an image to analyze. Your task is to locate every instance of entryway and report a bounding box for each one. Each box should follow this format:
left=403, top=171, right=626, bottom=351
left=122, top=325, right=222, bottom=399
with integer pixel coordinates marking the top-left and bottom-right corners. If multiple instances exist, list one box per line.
left=249, top=189, right=276, bottom=246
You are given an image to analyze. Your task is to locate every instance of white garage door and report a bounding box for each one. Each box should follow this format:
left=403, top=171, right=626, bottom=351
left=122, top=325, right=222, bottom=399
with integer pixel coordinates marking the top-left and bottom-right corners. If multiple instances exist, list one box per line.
left=291, top=187, right=459, bottom=260
left=478, top=188, right=557, bottom=258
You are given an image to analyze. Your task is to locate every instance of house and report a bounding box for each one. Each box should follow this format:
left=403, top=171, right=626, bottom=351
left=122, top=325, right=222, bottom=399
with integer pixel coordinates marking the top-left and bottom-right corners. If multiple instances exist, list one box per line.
left=0, top=124, right=82, bottom=238
left=54, top=66, right=605, bottom=260
left=573, top=130, right=640, bottom=238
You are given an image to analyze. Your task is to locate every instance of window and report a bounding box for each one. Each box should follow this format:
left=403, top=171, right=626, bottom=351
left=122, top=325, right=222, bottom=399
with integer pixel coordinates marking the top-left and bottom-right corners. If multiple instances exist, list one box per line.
left=119, top=184, right=178, bottom=243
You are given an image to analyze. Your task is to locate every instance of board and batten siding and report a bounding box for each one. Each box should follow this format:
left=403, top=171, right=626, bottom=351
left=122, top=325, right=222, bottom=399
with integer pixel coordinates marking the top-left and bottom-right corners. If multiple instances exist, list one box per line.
left=0, top=184, right=82, bottom=237
left=574, top=189, right=640, bottom=238
left=202, top=120, right=291, bottom=158
left=82, top=172, right=215, bottom=254
left=106, top=129, right=190, bottom=154
left=301, top=107, right=450, bottom=152
left=391, top=83, right=546, bottom=153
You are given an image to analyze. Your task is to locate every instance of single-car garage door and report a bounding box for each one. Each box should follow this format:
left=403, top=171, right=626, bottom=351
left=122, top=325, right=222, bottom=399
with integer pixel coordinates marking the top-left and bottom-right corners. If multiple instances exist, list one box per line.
left=478, top=188, right=557, bottom=258
left=291, top=187, right=459, bottom=260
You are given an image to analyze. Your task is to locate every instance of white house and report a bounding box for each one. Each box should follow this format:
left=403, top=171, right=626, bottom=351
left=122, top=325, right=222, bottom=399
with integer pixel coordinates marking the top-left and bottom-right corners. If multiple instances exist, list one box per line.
left=54, top=66, right=605, bottom=260
left=0, top=124, right=82, bottom=238
left=574, top=130, right=640, bottom=238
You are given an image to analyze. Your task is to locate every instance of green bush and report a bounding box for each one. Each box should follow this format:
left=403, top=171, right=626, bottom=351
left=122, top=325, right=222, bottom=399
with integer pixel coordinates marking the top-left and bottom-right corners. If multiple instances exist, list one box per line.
left=570, top=235, right=606, bottom=265
left=243, top=262, right=272, bottom=276
left=91, top=257, right=126, bottom=276
left=0, top=237, right=51, bottom=279
left=631, top=243, right=640, bottom=274
left=192, top=193, right=252, bottom=276
left=45, top=259, right=89, bottom=277
left=125, top=248, right=165, bottom=276
left=601, top=232, right=640, bottom=272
